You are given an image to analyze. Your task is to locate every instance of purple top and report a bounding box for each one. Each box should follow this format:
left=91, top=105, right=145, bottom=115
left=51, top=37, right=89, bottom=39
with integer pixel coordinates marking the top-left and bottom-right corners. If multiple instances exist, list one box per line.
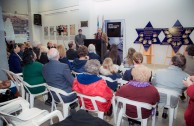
left=128, top=81, right=151, bottom=88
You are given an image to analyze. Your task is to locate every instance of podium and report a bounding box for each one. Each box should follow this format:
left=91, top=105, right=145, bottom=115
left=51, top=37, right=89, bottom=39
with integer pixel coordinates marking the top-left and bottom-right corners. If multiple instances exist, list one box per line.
left=84, top=39, right=106, bottom=60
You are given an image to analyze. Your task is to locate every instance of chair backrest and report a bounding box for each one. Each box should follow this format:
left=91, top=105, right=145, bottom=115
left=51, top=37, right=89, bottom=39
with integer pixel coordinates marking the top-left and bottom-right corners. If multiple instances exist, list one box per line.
left=76, top=92, right=107, bottom=112
left=156, top=87, right=180, bottom=106
left=115, top=96, right=156, bottom=120
left=1, top=69, right=23, bottom=91
left=46, top=85, right=75, bottom=103
left=117, top=78, right=128, bottom=86
left=100, top=75, right=118, bottom=82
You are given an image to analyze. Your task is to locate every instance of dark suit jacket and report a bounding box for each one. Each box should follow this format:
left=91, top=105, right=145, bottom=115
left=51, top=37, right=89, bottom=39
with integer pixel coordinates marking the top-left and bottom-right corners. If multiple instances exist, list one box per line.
left=8, top=52, right=22, bottom=73
left=42, top=60, right=74, bottom=93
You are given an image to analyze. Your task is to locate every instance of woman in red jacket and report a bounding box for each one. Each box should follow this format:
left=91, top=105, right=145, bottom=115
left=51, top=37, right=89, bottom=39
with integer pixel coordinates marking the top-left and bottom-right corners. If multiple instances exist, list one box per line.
left=183, top=76, right=194, bottom=126
left=73, top=59, right=113, bottom=112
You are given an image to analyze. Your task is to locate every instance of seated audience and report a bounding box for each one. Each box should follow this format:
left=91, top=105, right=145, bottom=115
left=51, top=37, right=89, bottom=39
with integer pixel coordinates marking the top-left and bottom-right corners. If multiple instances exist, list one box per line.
left=123, top=52, right=149, bottom=81
left=22, top=48, right=45, bottom=94
left=100, top=58, right=121, bottom=91
left=38, top=46, right=49, bottom=64
left=8, top=43, right=22, bottom=73
left=32, top=46, right=40, bottom=61
left=105, top=44, right=121, bottom=65
left=72, top=45, right=88, bottom=73
left=123, top=47, right=136, bottom=68
left=57, top=44, right=71, bottom=68
left=66, top=41, right=78, bottom=60
left=18, top=43, right=25, bottom=59
left=183, top=76, right=194, bottom=126
left=42, top=48, right=77, bottom=103
left=47, top=41, right=53, bottom=49
left=116, top=66, right=159, bottom=125
left=152, top=53, right=189, bottom=118
left=88, top=44, right=101, bottom=63
left=184, top=45, right=194, bottom=75
left=73, top=60, right=113, bottom=112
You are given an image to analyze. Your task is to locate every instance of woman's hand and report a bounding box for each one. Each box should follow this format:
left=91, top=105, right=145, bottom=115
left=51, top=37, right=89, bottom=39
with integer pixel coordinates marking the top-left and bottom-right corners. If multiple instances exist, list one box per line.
left=183, top=76, right=194, bottom=87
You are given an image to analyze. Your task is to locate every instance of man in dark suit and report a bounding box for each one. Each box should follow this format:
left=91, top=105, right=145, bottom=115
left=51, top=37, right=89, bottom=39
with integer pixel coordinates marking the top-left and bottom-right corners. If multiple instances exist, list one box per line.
left=75, top=29, right=86, bottom=49
left=42, top=48, right=77, bottom=103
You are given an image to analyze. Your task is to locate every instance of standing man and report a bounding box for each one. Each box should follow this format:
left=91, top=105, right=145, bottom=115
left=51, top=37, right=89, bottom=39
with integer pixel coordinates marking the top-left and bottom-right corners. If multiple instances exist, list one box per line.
left=75, top=29, right=86, bottom=49
left=95, top=28, right=109, bottom=59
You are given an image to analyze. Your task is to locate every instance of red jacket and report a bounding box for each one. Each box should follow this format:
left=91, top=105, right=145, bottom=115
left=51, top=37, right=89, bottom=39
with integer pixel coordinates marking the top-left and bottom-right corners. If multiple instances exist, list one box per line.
left=185, top=85, right=194, bottom=126
left=72, top=74, right=113, bottom=112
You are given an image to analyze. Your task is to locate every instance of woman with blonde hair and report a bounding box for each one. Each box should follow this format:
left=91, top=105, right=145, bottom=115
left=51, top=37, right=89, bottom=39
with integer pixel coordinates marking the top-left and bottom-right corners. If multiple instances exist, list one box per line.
left=123, top=48, right=136, bottom=68
left=57, top=44, right=71, bottom=68
left=100, top=58, right=121, bottom=91
left=123, top=52, right=150, bottom=81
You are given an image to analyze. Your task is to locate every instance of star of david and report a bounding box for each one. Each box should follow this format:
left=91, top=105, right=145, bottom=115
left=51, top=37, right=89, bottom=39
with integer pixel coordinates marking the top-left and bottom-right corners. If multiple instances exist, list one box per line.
left=134, top=22, right=161, bottom=51
left=161, top=20, right=194, bottom=53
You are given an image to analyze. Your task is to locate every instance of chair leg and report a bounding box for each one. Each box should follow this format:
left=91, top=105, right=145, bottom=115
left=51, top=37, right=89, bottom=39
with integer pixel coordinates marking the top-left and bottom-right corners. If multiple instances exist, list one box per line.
left=98, top=112, right=104, bottom=119
left=30, top=95, right=34, bottom=108
left=116, top=109, right=123, bottom=126
left=21, top=87, right=25, bottom=98
left=26, top=93, right=29, bottom=102
left=141, top=119, right=148, bottom=126
left=174, top=105, right=178, bottom=119
left=169, top=108, right=174, bottom=126
left=63, top=104, right=70, bottom=119
left=151, top=109, right=156, bottom=126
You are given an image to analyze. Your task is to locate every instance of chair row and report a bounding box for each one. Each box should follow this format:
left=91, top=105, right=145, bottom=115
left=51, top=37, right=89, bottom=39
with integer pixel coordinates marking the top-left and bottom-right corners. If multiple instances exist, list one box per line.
left=1, top=69, right=180, bottom=126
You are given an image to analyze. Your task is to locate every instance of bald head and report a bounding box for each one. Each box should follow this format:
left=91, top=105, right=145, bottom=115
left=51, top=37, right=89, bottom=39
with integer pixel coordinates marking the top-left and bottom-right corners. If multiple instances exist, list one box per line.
left=47, top=48, right=59, bottom=60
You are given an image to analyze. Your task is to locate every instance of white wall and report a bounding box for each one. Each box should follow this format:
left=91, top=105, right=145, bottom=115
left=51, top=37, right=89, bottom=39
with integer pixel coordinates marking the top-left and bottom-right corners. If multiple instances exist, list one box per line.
left=86, top=0, right=194, bottom=65
left=32, top=0, right=194, bottom=65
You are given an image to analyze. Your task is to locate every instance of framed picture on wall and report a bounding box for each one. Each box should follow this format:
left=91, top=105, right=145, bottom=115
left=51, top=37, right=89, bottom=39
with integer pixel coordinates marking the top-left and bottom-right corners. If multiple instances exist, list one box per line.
left=81, top=21, right=88, bottom=27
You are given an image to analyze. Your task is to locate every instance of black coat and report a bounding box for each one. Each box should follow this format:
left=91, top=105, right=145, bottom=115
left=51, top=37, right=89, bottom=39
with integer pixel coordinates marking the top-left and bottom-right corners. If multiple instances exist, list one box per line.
left=52, top=110, right=112, bottom=126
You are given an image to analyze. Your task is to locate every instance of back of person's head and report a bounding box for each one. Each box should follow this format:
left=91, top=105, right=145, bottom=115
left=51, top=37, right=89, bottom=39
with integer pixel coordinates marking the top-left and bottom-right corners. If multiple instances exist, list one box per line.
left=47, top=48, right=59, bottom=61
left=85, top=60, right=101, bottom=75
left=77, top=45, right=88, bottom=58
left=57, top=44, right=66, bottom=58
left=32, top=47, right=40, bottom=60
left=171, top=53, right=186, bottom=69
left=185, top=45, right=194, bottom=56
left=68, top=41, right=74, bottom=49
left=23, top=48, right=35, bottom=65
left=24, top=42, right=31, bottom=48
left=127, top=48, right=136, bottom=59
left=18, top=43, right=25, bottom=51
left=40, top=46, right=48, bottom=53
left=133, top=52, right=143, bottom=64
left=109, top=44, right=118, bottom=61
left=102, top=58, right=116, bottom=73
left=132, top=65, right=151, bottom=82
left=88, top=44, right=96, bottom=53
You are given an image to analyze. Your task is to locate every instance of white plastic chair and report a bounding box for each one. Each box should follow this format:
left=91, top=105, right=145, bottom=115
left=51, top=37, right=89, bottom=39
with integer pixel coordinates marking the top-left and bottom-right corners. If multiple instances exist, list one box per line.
left=76, top=92, right=107, bottom=119
left=0, top=97, right=63, bottom=126
left=1, top=69, right=25, bottom=98
left=156, top=87, right=180, bottom=126
left=117, top=78, right=128, bottom=87
left=22, top=81, right=48, bottom=108
left=114, top=96, right=156, bottom=126
left=47, top=85, right=78, bottom=119
left=100, top=75, right=118, bottom=82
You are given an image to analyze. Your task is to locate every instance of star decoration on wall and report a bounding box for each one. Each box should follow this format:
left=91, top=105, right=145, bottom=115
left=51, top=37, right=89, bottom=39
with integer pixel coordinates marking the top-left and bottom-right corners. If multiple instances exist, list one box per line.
left=161, top=20, right=194, bottom=53
left=134, top=22, right=161, bottom=51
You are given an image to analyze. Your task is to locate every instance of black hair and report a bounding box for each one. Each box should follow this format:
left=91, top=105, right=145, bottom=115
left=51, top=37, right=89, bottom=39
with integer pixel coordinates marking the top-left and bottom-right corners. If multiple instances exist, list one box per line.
left=33, top=47, right=40, bottom=60
left=22, top=48, right=35, bottom=65
left=10, top=43, right=19, bottom=52
left=186, top=45, right=194, bottom=56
